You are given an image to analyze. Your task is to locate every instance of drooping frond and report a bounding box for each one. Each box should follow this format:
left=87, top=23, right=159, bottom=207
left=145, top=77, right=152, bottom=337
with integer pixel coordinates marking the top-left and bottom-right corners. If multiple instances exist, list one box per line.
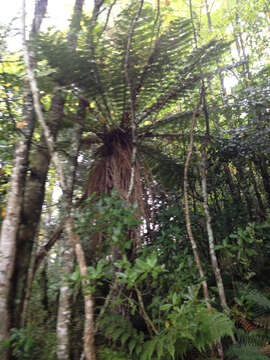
left=138, top=111, right=194, bottom=133
left=140, top=144, right=184, bottom=189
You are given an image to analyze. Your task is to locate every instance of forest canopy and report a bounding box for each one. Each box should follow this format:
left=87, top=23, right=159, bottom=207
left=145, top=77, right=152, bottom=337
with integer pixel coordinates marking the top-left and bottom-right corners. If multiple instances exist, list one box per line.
left=0, top=0, right=270, bottom=359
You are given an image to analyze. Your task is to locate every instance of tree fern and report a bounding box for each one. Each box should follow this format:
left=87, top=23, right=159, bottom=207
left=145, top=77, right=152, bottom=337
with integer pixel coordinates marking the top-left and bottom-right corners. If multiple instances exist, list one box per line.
left=35, top=1, right=229, bottom=133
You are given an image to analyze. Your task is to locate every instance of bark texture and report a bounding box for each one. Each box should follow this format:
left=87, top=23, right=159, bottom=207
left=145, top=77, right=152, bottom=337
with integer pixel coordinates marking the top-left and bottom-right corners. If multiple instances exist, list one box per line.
left=56, top=99, right=87, bottom=360
left=0, top=1, right=48, bottom=354
left=0, top=141, right=28, bottom=347
left=201, top=147, right=228, bottom=312
left=22, top=1, right=98, bottom=358
left=57, top=237, right=74, bottom=360
left=183, top=94, right=212, bottom=311
left=10, top=93, right=64, bottom=328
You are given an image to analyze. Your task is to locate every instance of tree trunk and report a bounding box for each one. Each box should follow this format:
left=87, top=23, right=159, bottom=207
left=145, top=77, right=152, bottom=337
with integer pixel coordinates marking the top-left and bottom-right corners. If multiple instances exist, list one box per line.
left=57, top=236, right=74, bottom=360
left=56, top=2, right=88, bottom=357
left=11, top=0, right=86, bottom=333
left=0, top=1, right=47, bottom=354
left=22, top=1, right=102, bottom=358
left=56, top=99, right=87, bottom=360
left=0, top=141, right=29, bottom=352
left=10, top=92, right=64, bottom=328
left=201, top=147, right=228, bottom=312
left=183, top=93, right=212, bottom=311
left=248, top=162, right=266, bottom=219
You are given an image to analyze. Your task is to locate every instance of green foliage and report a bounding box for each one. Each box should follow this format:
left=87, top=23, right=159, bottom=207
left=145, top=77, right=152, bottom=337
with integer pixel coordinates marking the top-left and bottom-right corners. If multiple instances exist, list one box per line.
left=115, top=253, right=165, bottom=289
left=0, top=326, right=35, bottom=359
left=246, top=289, right=270, bottom=319
left=226, top=344, right=269, bottom=360
left=226, top=329, right=270, bottom=360
left=98, top=287, right=234, bottom=360
left=2, top=0, right=270, bottom=358
left=0, top=324, right=56, bottom=360
left=232, top=284, right=270, bottom=330
left=215, top=222, right=266, bottom=280
left=34, top=1, right=229, bottom=135
left=99, top=347, right=131, bottom=360
left=74, top=191, right=141, bottom=253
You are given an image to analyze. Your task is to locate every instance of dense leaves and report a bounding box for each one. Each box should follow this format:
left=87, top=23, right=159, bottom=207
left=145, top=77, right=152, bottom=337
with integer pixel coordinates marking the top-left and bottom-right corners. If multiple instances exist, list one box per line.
left=1, top=0, right=270, bottom=359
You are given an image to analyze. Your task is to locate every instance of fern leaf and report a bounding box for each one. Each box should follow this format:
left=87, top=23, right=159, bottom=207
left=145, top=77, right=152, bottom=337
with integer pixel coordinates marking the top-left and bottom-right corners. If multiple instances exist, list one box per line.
left=141, top=339, right=156, bottom=360
left=226, top=344, right=269, bottom=360
left=128, top=338, right=137, bottom=355
left=120, top=332, right=130, bottom=347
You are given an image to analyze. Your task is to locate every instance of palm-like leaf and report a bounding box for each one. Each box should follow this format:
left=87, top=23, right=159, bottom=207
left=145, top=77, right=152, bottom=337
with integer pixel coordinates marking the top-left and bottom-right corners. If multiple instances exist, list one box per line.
left=34, top=1, right=229, bottom=211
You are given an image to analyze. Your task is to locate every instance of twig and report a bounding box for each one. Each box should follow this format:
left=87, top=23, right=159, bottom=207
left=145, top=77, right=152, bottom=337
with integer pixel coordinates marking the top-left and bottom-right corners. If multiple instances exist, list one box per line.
left=33, top=221, right=65, bottom=274
left=135, top=284, right=158, bottom=336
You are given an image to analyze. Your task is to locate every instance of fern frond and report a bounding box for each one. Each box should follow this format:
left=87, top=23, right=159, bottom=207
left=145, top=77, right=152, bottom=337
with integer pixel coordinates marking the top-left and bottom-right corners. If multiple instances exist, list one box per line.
left=246, top=289, right=270, bottom=319
left=195, top=309, right=234, bottom=351
left=138, top=110, right=193, bottom=132
left=140, top=144, right=184, bottom=189
left=236, top=328, right=270, bottom=347
left=226, top=344, right=269, bottom=360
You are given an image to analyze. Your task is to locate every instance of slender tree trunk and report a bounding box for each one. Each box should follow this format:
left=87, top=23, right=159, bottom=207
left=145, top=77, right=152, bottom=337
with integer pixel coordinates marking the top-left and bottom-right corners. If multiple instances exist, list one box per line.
left=201, top=147, right=228, bottom=312
left=57, top=236, right=74, bottom=360
left=56, top=2, right=88, bottom=358
left=41, top=262, right=49, bottom=314
left=12, top=0, right=86, bottom=338
left=0, top=1, right=47, bottom=354
left=57, top=99, right=87, bottom=360
left=22, top=1, right=104, bottom=358
left=65, top=220, right=97, bottom=360
left=226, top=0, right=242, bottom=60
left=235, top=0, right=251, bottom=80
left=183, top=93, right=212, bottom=311
left=248, top=162, right=265, bottom=219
